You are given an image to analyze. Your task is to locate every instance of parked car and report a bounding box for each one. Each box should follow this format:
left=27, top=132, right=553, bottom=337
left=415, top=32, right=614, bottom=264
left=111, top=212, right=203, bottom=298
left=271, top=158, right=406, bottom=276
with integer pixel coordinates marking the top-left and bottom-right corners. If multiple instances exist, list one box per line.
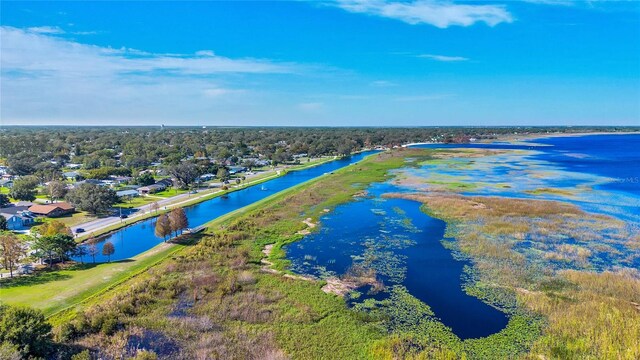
left=76, top=228, right=85, bottom=233
left=120, top=214, right=128, bottom=219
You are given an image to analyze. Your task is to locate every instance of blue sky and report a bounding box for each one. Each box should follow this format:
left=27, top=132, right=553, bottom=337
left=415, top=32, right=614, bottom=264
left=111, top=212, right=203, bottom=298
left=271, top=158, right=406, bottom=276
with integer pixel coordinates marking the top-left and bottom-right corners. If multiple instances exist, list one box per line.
left=1, top=1, right=639, bottom=126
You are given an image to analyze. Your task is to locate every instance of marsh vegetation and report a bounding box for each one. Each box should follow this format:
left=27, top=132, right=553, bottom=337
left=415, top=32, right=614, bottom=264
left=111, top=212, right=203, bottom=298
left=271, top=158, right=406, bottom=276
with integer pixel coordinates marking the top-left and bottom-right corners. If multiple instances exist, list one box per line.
left=2, top=147, right=638, bottom=359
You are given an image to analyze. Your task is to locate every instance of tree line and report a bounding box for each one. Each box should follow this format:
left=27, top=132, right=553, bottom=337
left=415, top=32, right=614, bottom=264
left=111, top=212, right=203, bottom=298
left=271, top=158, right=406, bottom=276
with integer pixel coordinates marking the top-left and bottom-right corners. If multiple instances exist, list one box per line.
left=3, top=126, right=634, bottom=179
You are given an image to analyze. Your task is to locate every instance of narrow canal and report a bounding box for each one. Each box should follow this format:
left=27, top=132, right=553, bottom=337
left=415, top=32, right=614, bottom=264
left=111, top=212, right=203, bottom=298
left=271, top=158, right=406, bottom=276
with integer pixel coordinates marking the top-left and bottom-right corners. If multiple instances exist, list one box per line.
left=78, top=151, right=377, bottom=263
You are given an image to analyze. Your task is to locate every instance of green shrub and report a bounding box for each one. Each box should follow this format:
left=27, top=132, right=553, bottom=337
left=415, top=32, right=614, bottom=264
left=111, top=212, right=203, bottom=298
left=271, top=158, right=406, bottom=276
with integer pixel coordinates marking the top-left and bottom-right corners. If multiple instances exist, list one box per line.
left=71, top=349, right=91, bottom=360
left=0, top=304, right=52, bottom=357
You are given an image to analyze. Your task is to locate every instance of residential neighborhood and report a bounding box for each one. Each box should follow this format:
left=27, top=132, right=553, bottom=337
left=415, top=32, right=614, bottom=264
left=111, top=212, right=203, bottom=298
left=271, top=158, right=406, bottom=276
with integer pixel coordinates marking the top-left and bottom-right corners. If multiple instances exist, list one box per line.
left=0, top=128, right=347, bottom=286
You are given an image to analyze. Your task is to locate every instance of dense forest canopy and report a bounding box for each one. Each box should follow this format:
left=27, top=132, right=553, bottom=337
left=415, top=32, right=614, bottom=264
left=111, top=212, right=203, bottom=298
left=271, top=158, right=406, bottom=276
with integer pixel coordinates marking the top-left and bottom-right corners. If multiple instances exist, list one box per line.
left=0, top=126, right=636, bottom=178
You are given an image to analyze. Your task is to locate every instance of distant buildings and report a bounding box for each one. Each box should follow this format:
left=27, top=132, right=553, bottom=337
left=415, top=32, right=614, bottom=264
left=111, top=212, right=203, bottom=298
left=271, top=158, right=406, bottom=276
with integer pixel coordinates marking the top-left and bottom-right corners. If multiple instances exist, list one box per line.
left=137, top=178, right=175, bottom=195
left=199, top=173, right=216, bottom=181
left=110, top=175, right=133, bottom=185
left=0, top=179, right=14, bottom=188
left=75, top=179, right=107, bottom=187
left=228, top=166, right=247, bottom=175
left=64, top=171, right=82, bottom=181
left=116, top=189, right=140, bottom=198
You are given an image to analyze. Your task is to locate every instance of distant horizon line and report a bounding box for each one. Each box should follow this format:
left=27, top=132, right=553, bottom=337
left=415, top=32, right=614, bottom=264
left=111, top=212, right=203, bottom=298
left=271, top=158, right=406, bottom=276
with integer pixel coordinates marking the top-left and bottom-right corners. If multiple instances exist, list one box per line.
left=1, top=125, right=639, bottom=129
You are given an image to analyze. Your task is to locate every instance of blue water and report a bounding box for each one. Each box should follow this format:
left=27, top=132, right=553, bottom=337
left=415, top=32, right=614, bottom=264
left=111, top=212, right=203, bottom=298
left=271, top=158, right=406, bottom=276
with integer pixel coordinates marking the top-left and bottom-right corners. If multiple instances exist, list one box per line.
left=532, top=134, right=640, bottom=196
left=413, top=134, right=640, bottom=224
left=286, top=134, right=640, bottom=340
left=414, top=134, right=640, bottom=198
left=75, top=151, right=377, bottom=263
left=286, top=182, right=509, bottom=340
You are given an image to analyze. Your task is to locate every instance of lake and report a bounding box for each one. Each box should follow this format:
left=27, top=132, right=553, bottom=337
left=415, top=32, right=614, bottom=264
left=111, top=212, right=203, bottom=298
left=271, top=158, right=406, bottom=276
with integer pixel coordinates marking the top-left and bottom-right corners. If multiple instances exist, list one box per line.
left=285, top=134, right=640, bottom=339
left=286, top=181, right=510, bottom=339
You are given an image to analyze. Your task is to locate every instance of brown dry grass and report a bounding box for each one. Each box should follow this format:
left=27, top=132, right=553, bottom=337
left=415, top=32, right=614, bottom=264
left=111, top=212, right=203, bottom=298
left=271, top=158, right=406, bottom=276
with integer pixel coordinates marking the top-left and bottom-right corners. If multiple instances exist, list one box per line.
left=384, top=191, right=640, bottom=359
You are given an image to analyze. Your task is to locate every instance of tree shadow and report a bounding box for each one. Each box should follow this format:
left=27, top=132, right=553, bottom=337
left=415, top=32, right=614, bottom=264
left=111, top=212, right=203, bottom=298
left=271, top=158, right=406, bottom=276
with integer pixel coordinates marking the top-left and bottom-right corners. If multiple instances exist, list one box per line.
left=169, top=232, right=204, bottom=245
left=0, top=260, right=135, bottom=289
left=0, top=270, right=72, bottom=288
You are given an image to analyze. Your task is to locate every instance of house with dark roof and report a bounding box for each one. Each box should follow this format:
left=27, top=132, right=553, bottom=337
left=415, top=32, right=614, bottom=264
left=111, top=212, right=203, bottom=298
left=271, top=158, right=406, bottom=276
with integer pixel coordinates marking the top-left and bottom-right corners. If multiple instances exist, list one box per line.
left=155, top=178, right=175, bottom=187
left=0, top=206, right=35, bottom=230
left=137, top=184, right=166, bottom=195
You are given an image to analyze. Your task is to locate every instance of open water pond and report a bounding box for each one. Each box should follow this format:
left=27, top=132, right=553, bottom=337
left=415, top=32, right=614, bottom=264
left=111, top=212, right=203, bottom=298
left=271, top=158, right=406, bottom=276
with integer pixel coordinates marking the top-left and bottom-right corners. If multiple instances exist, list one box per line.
left=286, top=182, right=509, bottom=339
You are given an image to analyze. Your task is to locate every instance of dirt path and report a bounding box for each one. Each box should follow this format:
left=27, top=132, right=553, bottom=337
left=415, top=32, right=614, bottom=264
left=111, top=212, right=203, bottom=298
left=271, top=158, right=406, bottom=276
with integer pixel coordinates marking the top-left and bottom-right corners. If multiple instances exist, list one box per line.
left=321, top=277, right=358, bottom=296
left=259, top=243, right=314, bottom=281
left=296, top=218, right=317, bottom=235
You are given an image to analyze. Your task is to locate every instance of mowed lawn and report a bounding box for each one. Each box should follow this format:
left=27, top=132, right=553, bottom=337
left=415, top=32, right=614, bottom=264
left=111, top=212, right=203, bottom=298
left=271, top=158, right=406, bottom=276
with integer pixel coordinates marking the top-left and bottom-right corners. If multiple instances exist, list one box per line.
left=0, top=242, right=185, bottom=316
left=43, top=211, right=98, bottom=227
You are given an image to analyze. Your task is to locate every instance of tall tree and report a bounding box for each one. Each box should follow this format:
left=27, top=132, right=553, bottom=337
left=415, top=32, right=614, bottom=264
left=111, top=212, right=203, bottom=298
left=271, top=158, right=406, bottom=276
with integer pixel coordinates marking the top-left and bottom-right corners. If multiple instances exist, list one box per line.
left=0, top=215, right=7, bottom=231
left=9, top=176, right=39, bottom=201
left=74, top=245, right=87, bottom=264
left=65, top=183, right=117, bottom=215
left=31, top=234, right=76, bottom=265
left=136, top=172, right=155, bottom=186
left=32, top=236, right=57, bottom=267
left=33, top=220, right=72, bottom=237
left=7, top=153, right=39, bottom=176
left=34, top=163, right=62, bottom=184
left=50, top=234, right=76, bottom=264
left=46, top=181, right=67, bottom=202
left=87, top=243, right=98, bottom=263
left=216, top=167, right=229, bottom=181
left=170, top=162, right=199, bottom=189
left=155, top=214, right=172, bottom=241
left=0, top=194, right=10, bottom=208
left=150, top=201, right=160, bottom=214
left=0, top=232, right=25, bottom=278
left=102, top=242, right=115, bottom=262
left=169, top=208, right=189, bottom=236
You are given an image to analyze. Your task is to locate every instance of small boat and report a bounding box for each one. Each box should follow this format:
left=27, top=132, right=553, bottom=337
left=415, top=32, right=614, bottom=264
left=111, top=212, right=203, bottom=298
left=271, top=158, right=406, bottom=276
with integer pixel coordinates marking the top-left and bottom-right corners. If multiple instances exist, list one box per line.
left=261, top=185, right=268, bottom=191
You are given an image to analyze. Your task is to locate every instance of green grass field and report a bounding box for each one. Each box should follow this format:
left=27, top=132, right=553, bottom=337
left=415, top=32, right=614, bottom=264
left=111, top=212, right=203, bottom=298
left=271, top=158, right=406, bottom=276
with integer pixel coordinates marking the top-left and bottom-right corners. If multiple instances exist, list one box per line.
left=42, top=211, right=97, bottom=228
left=112, top=195, right=157, bottom=209
left=0, top=241, right=186, bottom=317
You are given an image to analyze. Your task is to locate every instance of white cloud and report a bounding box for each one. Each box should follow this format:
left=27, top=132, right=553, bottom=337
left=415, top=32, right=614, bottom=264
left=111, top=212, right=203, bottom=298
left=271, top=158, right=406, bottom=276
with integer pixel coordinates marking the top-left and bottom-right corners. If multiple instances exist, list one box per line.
left=332, top=0, right=513, bottom=28
left=27, top=26, right=65, bottom=34
left=0, top=26, right=301, bottom=123
left=0, top=26, right=296, bottom=77
left=418, top=54, right=469, bottom=62
left=195, top=50, right=216, bottom=57
left=370, top=80, right=397, bottom=87
left=522, top=0, right=574, bottom=6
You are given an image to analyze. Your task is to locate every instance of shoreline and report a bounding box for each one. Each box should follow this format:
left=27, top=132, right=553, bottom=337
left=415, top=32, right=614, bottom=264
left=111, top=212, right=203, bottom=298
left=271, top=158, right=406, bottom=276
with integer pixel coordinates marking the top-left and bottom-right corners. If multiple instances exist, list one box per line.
left=402, top=131, right=640, bottom=148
